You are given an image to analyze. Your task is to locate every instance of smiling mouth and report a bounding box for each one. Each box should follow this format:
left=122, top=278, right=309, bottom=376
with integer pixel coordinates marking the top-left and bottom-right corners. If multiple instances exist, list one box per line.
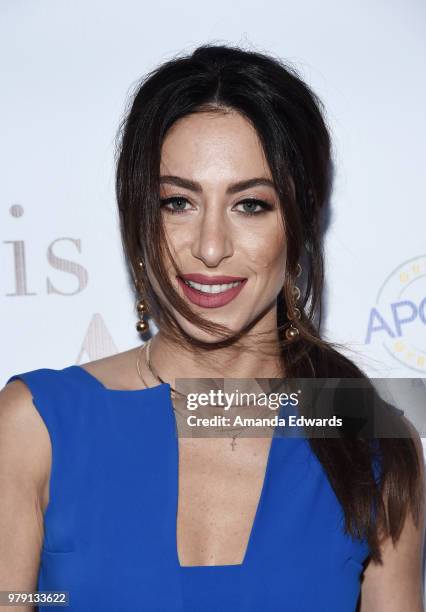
left=177, top=276, right=247, bottom=308
left=182, top=279, right=244, bottom=294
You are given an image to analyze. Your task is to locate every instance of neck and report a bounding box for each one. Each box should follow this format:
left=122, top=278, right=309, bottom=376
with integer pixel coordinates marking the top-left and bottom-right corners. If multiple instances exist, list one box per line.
left=146, top=328, right=284, bottom=388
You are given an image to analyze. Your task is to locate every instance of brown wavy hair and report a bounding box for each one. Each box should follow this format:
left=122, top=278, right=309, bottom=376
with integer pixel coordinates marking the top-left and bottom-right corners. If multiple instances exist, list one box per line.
left=115, top=43, right=423, bottom=564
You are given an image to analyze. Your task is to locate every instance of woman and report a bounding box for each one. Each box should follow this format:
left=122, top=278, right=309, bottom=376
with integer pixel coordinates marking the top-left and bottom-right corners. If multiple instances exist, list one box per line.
left=1, top=43, right=424, bottom=611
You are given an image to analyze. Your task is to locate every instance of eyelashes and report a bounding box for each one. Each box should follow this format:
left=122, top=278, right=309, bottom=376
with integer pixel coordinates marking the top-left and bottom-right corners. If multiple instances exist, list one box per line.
left=159, top=197, right=275, bottom=217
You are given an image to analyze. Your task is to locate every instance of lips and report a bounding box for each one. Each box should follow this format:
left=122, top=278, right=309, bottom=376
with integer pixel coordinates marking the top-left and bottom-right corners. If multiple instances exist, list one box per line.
left=180, top=273, right=247, bottom=284
left=177, top=274, right=247, bottom=308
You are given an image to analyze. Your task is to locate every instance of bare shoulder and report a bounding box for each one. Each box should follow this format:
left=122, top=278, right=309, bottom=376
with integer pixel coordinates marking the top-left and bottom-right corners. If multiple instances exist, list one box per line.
left=0, top=380, right=51, bottom=589
left=0, top=378, right=51, bottom=463
left=360, top=416, right=425, bottom=611
left=0, top=379, right=51, bottom=511
left=78, top=346, right=142, bottom=391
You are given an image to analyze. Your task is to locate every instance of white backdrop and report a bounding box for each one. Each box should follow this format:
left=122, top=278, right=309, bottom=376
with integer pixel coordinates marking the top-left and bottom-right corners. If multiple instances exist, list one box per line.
left=1, top=0, right=425, bottom=379
left=1, top=0, right=426, bottom=584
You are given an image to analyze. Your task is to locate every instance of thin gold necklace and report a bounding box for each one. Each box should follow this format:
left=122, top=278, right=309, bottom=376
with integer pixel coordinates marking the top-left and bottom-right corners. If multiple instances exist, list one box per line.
left=136, top=338, right=185, bottom=398
left=135, top=338, right=245, bottom=450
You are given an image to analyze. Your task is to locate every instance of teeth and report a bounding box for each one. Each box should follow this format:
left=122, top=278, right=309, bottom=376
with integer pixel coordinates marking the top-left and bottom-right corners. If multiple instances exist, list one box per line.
left=183, top=279, right=242, bottom=294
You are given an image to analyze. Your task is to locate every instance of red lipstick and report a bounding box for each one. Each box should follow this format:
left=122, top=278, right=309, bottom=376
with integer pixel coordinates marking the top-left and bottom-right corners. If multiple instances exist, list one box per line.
left=177, top=274, right=247, bottom=308
left=180, top=273, right=246, bottom=284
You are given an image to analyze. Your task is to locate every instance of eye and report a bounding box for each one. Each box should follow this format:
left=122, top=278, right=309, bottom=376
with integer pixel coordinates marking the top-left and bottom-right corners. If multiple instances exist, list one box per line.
left=234, top=198, right=274, bottom=216
left=159, top=196, right=275, bottom=216
left=159, top=197, right=192, bottom=215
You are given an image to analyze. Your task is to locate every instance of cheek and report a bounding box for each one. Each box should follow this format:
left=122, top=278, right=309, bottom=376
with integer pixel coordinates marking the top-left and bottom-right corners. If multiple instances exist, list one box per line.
left=245, top=232, right=286, bottom=273
left=163, top=223, right=189, bottom=257
left=244, top=212, right=286, bottom=266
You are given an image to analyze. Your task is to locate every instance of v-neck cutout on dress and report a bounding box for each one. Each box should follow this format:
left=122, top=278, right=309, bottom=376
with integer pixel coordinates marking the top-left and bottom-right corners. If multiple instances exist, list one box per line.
left=69, top=364, right=277, bottom=570
left=173, top=415, right=277, bottom=570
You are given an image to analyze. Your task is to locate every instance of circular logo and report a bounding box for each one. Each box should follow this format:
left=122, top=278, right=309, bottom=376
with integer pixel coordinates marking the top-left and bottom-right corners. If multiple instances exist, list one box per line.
left=365, top=255, right=426, bottom=373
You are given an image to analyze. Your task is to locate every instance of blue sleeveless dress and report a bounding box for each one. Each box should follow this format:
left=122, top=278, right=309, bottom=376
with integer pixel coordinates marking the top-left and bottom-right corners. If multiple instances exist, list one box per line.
left=6, top=365, right=374, bottom=611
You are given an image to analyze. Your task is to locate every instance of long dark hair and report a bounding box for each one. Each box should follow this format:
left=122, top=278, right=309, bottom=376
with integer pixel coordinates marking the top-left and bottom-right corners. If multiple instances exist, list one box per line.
left=115, top=43, right=423, bottom=564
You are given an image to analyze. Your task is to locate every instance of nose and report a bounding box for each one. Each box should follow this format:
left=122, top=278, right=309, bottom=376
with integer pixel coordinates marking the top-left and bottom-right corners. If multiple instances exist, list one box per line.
left=190, top=202, right=234, bottom=267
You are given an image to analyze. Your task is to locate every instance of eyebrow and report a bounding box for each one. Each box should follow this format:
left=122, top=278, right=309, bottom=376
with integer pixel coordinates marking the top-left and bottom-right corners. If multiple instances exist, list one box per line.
left=159, top=175, right=276, bottom=194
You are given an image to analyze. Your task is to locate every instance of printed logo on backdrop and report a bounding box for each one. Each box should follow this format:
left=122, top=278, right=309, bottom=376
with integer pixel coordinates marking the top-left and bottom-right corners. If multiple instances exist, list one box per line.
left=365, top=255, right=426, bottom=374
left=4, top=204, right=130, bottom=363
left=5, top=204, right=88, bottom=296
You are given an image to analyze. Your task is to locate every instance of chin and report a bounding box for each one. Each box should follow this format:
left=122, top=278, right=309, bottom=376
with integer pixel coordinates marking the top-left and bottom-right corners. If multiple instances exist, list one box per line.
left=177, top=318, right=244, bottom=344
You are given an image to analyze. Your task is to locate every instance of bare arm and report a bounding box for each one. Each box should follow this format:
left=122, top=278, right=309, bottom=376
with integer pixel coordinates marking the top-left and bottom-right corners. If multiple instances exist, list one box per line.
left=0, top=380, right=51, bottom=611
left=360, top=422, right=426, bottom=611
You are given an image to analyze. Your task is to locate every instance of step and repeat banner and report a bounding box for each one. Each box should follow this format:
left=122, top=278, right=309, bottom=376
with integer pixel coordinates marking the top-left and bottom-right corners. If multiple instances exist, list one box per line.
left=1, top=0, right=425, bottom=589
left=1, top=0, right=425, bottom=383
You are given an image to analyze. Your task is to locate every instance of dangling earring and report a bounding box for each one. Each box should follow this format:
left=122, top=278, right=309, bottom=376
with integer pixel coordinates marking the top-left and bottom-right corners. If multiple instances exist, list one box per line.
left=285, top=263, right=302, bottom=341
left=135, top=259, right=150, bottom=334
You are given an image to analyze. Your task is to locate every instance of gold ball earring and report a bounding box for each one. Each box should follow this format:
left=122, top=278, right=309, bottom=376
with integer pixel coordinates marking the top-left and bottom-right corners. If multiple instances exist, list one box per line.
left=285, top=263, right=302, bottom=341
left=135, top=258, right=150, bottom=334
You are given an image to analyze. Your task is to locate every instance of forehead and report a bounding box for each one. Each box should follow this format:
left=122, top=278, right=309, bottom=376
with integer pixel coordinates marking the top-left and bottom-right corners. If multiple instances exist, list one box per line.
left=160, top=110, right=272, bottom=183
